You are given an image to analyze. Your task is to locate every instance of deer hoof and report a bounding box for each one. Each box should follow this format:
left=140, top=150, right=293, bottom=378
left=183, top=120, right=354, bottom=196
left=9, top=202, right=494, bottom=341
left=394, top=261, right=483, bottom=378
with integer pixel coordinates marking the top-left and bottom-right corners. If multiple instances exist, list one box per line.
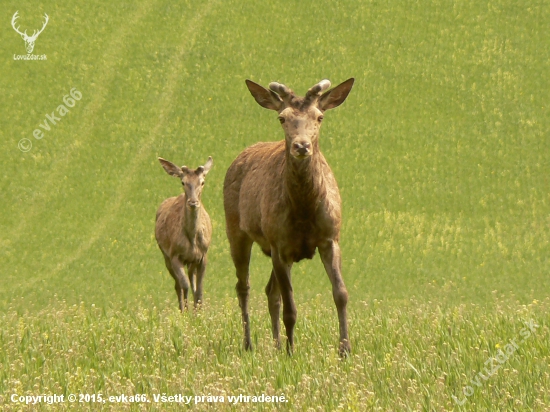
left=339, top=340, right=351, bottom=358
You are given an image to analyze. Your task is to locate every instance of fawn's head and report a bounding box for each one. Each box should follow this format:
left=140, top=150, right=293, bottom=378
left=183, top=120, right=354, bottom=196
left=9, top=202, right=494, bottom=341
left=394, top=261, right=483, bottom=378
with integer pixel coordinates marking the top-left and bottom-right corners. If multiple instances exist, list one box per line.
left=245, top=78, right=354, bottom=160
left=158, top=156, right=213, bottom=209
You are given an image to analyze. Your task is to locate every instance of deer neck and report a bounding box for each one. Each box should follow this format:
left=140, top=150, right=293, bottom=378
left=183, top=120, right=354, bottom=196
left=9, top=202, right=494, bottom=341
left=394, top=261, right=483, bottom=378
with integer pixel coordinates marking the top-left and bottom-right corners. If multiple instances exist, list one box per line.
left=283, top=147, right=325, bottom=216
left=182, top=197, right=201, bottom=241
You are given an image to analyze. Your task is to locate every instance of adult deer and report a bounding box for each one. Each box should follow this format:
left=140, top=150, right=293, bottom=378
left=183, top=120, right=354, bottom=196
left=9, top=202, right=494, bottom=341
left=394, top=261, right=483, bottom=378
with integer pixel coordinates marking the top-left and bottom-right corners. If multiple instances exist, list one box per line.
left=224, top=78, right=354, bottom=356
left=156, top=157, right=213, bottom=311
left=11, top=11, right=49, bottom=54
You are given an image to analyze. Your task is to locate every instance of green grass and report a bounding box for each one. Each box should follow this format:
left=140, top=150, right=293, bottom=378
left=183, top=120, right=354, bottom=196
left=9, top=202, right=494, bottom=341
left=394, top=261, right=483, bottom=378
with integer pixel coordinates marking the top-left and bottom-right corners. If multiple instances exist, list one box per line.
left=0, top=297, right=548, bottom=411
left=0, top=0, right=549, bottom=410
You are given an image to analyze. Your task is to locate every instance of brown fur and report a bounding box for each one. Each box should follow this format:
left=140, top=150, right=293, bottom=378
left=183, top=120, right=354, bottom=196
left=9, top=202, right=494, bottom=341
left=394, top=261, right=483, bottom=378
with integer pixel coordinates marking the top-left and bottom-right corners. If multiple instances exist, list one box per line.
left=224, top=78, right=354, bottom=356
left=155, top=157, right=213, bottom=311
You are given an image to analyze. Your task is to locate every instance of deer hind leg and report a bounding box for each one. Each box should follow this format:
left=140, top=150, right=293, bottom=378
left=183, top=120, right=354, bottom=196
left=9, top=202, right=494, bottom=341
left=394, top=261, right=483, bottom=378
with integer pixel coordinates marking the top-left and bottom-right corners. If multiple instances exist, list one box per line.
left=271, top=248, right=296, bottom=355
left=193, top=256, right=207, bottom=308
left=170, top=257, right=190, bottom=312
left=265, top=270, right=281, bottom=349
left=229, top=232, right=254, bottom=351
left=319, top=240, right=350, bottom=357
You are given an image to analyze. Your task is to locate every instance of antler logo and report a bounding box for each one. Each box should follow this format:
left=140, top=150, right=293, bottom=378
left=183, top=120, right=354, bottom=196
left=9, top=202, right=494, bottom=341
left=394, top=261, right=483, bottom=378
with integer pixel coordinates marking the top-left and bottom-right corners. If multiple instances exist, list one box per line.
left=11, top=11, right=49, bottom=54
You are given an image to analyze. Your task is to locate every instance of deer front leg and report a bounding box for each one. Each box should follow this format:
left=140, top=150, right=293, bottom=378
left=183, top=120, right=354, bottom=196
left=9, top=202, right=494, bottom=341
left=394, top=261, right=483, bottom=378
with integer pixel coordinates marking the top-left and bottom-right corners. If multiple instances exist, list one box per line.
left=171, top=257, right=190, bottom=312
left=229, top=234, right=254, bottom=351
left=193, top=256, right=207, bottom=308
left=188, top=263, right=196, bottom=295
left=319, top=240, right=350, bottom=357
left=265, top=270, right=281, bottom=349
left=271, top=247, right=296, bottom=355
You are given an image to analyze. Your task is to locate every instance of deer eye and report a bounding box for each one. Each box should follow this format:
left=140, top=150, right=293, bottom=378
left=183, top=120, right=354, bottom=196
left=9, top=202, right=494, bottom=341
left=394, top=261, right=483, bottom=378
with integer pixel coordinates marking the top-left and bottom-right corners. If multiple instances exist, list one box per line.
left=317, top=115, right=324, bottom=123
left=201, top=181, right=205, bottom=186
left=278, top=117, right=285, bottom=124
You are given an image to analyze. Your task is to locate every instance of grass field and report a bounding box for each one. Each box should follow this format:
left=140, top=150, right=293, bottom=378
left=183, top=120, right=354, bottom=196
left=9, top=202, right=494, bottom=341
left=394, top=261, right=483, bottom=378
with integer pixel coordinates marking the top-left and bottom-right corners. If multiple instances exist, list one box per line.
left=1, top=0, right=549, bottom=410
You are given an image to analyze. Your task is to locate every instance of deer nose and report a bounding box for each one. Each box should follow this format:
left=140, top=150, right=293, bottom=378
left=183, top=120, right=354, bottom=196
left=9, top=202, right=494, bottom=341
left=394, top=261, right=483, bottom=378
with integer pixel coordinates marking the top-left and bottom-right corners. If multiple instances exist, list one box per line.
left=187, top=199, right=200, bottom=208
left=293, top=142, right=311, bottom=156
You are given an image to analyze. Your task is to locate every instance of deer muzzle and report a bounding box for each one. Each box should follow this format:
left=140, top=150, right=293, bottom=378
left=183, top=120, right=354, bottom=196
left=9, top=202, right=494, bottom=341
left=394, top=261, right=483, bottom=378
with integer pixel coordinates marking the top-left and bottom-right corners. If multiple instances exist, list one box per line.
left=187, top=199, right=200, bottom=209
left=291, top=141, right=312, bottom=159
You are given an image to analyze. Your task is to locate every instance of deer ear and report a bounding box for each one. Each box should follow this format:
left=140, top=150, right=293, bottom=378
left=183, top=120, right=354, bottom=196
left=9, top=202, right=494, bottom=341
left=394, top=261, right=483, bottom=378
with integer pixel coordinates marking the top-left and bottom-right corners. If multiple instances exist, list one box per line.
left=158, top=157, right=184, bottom=178
left=318, top=78, right=355, bottom=111
left=245, top=80, right=283, bottom=111
left=202, top=156, right=213, bottom=175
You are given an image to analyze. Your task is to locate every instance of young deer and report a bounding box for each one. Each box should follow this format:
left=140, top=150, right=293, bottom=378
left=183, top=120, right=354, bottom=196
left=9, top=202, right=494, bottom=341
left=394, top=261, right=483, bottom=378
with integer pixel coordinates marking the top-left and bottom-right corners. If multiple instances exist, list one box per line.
left=156, top=156, right=213, bottom=311
left=224, top=78, right=354, bottom=356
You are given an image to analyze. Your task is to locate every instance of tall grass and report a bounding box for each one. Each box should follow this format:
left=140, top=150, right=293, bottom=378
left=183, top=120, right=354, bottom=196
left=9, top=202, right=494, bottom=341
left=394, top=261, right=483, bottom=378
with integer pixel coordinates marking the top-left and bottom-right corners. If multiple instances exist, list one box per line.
left=0, top=296, right=548, bottom=411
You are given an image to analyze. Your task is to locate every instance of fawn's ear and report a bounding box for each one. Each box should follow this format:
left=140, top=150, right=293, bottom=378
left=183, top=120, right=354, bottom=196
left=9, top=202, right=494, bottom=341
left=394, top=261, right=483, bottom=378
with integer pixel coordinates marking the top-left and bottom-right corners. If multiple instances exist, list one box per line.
left=158, top=157, right=184, bottom=178
left=202, top=156, right=213, bottom=175
left=318, top=78, right=355, bottom=111
left=196, top=156, right=213, bottom=176
left=246, top=80, right=283, bottom=111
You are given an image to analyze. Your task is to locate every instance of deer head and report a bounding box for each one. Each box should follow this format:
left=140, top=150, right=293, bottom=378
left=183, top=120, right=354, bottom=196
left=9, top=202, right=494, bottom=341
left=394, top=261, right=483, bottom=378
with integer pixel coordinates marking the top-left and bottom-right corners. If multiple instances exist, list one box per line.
left=11, top=11, right=49, bottom=54
left=245, top=78, right=354, bottom=160
left=158, top=157, right=213, bottom=209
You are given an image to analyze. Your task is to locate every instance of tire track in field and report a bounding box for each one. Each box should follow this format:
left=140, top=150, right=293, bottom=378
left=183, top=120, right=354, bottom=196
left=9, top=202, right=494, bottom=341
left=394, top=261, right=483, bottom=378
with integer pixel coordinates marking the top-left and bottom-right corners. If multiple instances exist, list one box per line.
left=6, top=0, right=158, bottom=245
left=48, top=0, right=220, bottom=279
